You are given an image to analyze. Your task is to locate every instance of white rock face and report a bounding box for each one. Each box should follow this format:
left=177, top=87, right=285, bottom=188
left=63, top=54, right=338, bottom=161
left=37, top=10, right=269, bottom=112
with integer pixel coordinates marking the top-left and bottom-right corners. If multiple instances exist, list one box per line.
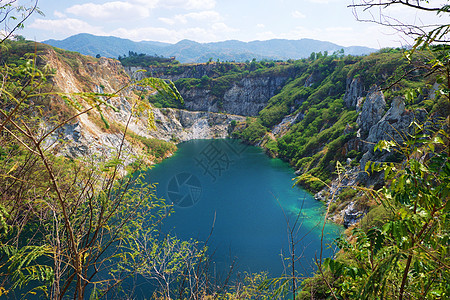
left=344, top=76, right=364, bottom=109
left=358, top=97, right=427, bottom=182
left=272, top=111, right=304, bottom=137
left=343, top=201, right=366, bottom=228
left=356, top=86, right=386, bottom=133
left=182, top=76, right=289, bottom=116
left=151, top=108, right=245, bottom=142
left=364, top=97, right=426, bottom=151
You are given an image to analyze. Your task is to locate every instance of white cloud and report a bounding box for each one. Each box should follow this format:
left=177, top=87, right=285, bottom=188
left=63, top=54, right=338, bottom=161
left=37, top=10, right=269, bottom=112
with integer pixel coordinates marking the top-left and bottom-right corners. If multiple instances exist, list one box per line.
left=158, top=17, right=176, bottom=25
left=110, top=21, right=236, bottom=43
left=256, top=24, right=265, bottom=28
left=66, top=1, right=155, bottom=20
left=159, top=0, right=216, bottom=10
left=160, top=10, right=222, bottom=25
left=211, top=22, right=237, bottom=33
left=185, top=11, right=222, bottom=22
left=54, top=11, right=66, bottom=18
left=29, top=18, right=105, bottom=36
left=111, top=26, right=176, bottom=42
left=292, top=10, right=306, bottom=19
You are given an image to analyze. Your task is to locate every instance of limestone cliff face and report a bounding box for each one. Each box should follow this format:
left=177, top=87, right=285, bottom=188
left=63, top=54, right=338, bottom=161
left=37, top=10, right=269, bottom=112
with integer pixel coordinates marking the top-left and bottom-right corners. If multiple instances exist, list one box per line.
left=180, top=75, right=289, bottom=116
left=272, top=111, right=304, bottom=137
left=356, top=86, right=386, bottom=133
left=315, top=81, right=427, bottom=226
left=358, top=97, right=427, bottom=178
left=41, top=48, right=244, bottom=163
left=45, top=49, right=129, bottom=94
left=43, top=49, right=140, bottom=163
left=126, top=64, right=291, bottom=116
left=343, top=76, right=364, bottom=109
left=151, top=109, right=245, bottom=142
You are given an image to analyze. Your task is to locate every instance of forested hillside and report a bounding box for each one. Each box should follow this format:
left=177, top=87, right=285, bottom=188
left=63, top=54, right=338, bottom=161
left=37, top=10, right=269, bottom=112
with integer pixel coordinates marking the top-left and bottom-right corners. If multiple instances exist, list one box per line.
left=1, top=39, right=448, bottom=299
left=145, top=45, right=449, bottom=299
left=148, top=49, right=442, bottom=195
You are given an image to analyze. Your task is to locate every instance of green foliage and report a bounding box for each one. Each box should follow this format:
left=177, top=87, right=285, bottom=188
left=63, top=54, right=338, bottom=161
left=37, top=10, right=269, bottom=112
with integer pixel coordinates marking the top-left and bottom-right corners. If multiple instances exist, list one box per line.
left=338, top=187, right=357, bottom=202
left=265, top=139, right=279, bottom=157
left=359, top=205, right=393, bottom=232
left=257, top=50, right=430, bottom=190
left=119, top=51, right=179, bottom=67
left=175, top=62, right=300, bottom=103
left=324, top=123, right=450, bottom=299
left=232, top=118, right=267, bottom=144
left=297, top=270, right=333, bottom=300
left=0, top=40, right=196, bottom=299
left=279, top=110, right=357, bottom=189
left=133, top=134, right=177, bottom=160
left=149, top=90, right=184, bottom=108
left=174, top=77, right=202, bottom=91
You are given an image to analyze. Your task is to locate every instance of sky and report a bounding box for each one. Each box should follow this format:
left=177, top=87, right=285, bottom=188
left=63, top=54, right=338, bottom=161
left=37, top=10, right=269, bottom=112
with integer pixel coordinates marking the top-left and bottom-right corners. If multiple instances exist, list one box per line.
left=16, top=0, right=450, bottom=49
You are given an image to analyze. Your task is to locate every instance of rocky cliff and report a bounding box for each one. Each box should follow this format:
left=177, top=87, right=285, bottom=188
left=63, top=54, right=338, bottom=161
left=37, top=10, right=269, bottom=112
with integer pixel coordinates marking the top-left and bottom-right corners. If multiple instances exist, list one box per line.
left=313, top=78, right=428, bottom=226
left=41, top=48, right=245, bottom=164
left=144, top=108, right=245, bottom=142
left=180, top=75, right=289, bottom=116
left=126, top=64, right=293, bottom=116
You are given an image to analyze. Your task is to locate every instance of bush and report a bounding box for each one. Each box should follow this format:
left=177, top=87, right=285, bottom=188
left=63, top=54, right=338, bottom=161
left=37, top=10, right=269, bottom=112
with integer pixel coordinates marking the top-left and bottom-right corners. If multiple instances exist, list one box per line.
left=338, top=188, right=357, bottom=202
left=233, top=119, right=267, bottom=144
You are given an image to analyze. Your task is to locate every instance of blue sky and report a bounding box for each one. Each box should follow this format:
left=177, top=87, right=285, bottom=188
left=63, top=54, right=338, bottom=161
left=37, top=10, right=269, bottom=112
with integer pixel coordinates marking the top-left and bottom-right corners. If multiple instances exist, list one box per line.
left=18, top=0, right=448, bottom=48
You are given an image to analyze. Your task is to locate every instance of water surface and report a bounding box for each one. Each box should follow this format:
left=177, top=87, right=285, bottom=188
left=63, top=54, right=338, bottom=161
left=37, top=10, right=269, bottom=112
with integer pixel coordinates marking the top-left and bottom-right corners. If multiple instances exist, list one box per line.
left=145, top=139, right=340, bottom=278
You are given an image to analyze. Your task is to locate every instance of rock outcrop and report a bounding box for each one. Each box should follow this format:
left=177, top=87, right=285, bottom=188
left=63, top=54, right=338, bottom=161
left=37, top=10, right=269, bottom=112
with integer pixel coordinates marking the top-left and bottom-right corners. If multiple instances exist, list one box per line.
left=317, top=89, right=428, bottom=226
left=358, top=97, right=427, bottom=178
left=126, top=63, right=293, bottom=116
left=272, top=111, right=304, bottom=137
left=41, top=48, right=246, bottom=165
left=150, top=109, right=245, bottom=142
left=343, top=202, right=367, bottom=228
left=222, top=76, right=288, bottom=116
left=343, top=76, right=364, bottom=109
left=356, top=86, right=386, bottom=133
left=180, top=75, right=289, bottom=116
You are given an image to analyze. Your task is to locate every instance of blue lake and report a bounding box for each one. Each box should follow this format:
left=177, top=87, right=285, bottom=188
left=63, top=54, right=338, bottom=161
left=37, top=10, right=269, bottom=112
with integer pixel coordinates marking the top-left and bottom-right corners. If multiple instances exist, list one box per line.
left=145, top=139, right=341, bottom=279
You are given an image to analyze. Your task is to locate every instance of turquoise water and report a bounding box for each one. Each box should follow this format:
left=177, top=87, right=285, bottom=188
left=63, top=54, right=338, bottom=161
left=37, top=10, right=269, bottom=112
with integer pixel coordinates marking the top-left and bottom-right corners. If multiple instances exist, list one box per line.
left=145, top=139, right=341, bottom=278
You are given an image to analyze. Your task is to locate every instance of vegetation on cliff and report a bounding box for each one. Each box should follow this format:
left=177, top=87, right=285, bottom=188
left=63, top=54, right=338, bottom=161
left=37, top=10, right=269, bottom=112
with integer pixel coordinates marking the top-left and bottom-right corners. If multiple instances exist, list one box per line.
left=173, top=60, right=297, bottom=105
left=118, top=51, right=180, bottom=67
left=229, top=47, right=447, bottom=191
left=1, top=0, right=449, bottom=299
left=0, top=5, right=199, bottom=297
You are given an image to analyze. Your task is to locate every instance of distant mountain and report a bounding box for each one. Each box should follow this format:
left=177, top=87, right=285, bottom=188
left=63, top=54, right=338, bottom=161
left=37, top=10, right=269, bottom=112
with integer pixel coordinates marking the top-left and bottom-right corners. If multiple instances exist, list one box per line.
left=43, top=33, right=377, bottom=63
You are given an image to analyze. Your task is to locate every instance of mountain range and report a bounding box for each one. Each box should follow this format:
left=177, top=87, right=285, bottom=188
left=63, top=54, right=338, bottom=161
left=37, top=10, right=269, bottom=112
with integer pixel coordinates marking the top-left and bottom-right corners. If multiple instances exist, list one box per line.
left=43, top=33, right=376, bottom=63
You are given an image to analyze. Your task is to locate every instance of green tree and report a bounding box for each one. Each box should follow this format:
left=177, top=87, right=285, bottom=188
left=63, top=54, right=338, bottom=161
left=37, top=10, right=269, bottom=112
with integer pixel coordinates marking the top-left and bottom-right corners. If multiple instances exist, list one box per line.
left=0, top=47, right=190, bottom=299
left=297, top=2, right=450, bottom=299
left=325, top=125, right=449, bottom=299
left=0, top=7, right=194, bottom=296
